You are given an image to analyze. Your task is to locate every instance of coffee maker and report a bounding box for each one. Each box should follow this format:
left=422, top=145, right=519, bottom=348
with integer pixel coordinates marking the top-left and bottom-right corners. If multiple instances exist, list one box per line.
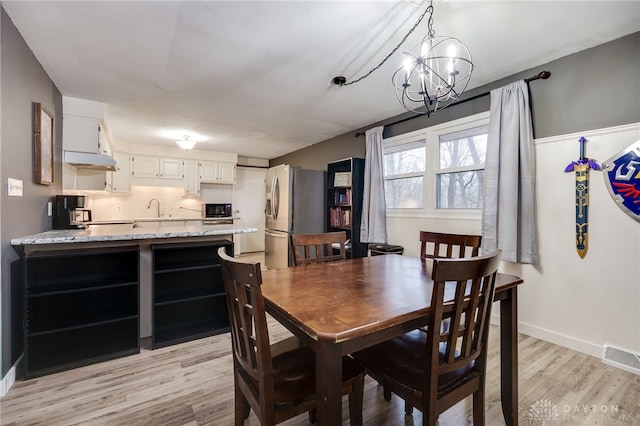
left=53, top=195, right=92, bottom=229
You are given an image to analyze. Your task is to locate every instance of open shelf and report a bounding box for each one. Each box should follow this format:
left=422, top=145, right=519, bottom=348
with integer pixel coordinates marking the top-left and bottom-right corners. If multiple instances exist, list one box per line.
left=327, top=158, right=367, bottom=258
left=152, top=240, right=232, bottom=349
left=23, top=246, right=140, bottom=378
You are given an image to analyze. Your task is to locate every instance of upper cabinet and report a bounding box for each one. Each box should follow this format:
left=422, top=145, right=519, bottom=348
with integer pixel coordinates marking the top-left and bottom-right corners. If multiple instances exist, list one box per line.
left=106, top=152, right=131, bottom=194
left=200, top=161, right=236, bottom=184
left=62, top=97, right=117, bottom=171
left=63, top=116, right=100, bottom=153
left=183, top=160, right=201, bottom=196
left=131, top=156, right=183, bottom=180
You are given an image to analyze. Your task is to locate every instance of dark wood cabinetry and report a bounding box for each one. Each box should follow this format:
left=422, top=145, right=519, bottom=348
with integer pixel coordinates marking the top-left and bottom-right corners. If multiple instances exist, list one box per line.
left=327, top=157, right=367, bottom=259
left=23, top=246, right=140, bottom=378
left=151, top=240, right=233, bottom=348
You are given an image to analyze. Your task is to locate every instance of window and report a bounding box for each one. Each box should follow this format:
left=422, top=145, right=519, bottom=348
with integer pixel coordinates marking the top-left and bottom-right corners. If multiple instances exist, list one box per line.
left=436, top=124, right=488, bottom=209
left=383, top=112, right=489, bottom=215
left=384, top=141, right=425, bottom=208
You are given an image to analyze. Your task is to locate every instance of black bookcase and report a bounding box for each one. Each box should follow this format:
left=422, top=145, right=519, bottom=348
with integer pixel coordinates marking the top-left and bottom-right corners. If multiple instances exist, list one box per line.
left=23, top=246, right=140, bottom=378
left=327, top=157, right=367, bottom=259
left=151, top=240, right=233, bottom=349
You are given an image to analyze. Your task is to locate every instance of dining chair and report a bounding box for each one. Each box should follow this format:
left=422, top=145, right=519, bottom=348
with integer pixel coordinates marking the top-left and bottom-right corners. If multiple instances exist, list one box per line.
left=420, top=231, right=482, bottom=260
left=217, top=247, right=365, bottom=426
left=352, top=250, right=502, bottom=426
left=291, top=231, right=347, bottom=266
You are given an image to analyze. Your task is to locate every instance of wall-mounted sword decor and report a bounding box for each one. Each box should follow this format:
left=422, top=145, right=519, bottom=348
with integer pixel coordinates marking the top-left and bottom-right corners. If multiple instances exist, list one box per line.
left=564, top=137, right=601, bottom=258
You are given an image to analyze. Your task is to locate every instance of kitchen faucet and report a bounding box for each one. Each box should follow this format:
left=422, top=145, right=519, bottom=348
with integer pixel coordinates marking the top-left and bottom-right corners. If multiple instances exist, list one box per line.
left=147, top=198, right=161, bottom=217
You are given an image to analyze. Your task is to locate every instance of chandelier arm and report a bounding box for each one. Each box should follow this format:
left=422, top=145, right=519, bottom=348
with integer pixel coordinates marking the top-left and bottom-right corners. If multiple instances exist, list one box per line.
left=337, top=6, right=432, bottom=87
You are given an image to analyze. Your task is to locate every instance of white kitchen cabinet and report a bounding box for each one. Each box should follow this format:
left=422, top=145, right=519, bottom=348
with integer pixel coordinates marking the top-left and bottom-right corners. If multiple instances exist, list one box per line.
left=218, top=161, right=236, bottom=183
left=159, top=158, right=183, bottom=179
left=200, top=161, right=236, bottom=184
left=183, top=160, right=200, bottom=196
left=107, top=152, right=131, bottom=194
left=132, top=155, right=159, bottom=178
left=132, top=155, right=183, bottom=180
left=63, top=115, right=102, bottom=153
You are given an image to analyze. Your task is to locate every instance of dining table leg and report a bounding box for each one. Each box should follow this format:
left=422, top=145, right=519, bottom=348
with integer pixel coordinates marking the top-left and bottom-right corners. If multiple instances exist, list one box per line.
left=500, top=287, right=519, bottom=426
left=315, top=340, right=343, bottom=425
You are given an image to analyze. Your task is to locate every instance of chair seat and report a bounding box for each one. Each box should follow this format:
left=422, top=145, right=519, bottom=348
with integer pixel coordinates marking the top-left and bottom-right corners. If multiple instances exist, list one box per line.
left=353, top=330, right=474, bottom=394
left=242, top=337, right=365, bottom=409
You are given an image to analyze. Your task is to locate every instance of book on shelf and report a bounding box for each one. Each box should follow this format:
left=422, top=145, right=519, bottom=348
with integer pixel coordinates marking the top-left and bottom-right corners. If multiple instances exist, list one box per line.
left=342, top=209, right=351, bottom=226
left=334, top=188, right=352, bottom=204
left=330, top=207, right=342, bottom=227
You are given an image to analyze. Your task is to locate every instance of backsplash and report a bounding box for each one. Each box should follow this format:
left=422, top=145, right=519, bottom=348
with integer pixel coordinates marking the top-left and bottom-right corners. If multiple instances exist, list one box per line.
left=86, top=185, right=233, bottom=222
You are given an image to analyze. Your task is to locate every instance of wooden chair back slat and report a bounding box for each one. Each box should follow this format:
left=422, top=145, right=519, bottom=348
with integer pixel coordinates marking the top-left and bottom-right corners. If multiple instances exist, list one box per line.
left=292, top=231, right=347, bottom=266
left=420, top=231, right=482, bottom=260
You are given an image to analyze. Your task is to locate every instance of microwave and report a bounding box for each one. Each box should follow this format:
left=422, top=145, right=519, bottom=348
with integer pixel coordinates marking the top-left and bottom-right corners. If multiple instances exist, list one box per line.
left=202, top=203, right=232, bottom=218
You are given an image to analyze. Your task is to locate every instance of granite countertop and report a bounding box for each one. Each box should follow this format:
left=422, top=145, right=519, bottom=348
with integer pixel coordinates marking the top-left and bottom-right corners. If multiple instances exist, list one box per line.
left=11, top=223, right=257, bottom=246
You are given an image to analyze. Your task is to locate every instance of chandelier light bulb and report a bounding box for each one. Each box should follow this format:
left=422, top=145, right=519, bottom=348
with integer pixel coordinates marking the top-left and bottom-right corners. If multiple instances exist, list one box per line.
left=447, top=43, right=458, bottom=58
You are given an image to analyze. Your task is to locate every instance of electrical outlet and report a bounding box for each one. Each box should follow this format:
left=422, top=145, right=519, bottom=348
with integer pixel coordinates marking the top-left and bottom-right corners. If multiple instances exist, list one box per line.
left=116, top=205, right=122, bottom=212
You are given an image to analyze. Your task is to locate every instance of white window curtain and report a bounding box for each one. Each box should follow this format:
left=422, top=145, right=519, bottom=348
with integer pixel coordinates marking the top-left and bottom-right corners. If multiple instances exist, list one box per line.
left=481, top=80, right=538, bottom=264
left=360, top=126, right=387, bottom=244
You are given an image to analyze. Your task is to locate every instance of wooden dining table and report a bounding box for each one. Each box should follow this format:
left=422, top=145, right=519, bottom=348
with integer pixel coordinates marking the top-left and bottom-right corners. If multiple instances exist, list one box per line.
left=261, top=254, right=523, bottom=426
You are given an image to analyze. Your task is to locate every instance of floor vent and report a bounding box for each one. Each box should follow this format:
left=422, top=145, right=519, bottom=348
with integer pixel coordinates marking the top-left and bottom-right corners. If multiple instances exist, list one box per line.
left=602, top=344, right=640, bottom=375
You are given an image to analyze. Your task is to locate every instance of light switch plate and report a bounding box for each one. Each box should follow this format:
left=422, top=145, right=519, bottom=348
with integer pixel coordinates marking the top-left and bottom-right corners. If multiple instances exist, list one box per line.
left=48, top=201, right=53, bottom=216
left=8, top=178, right=23, bottom=197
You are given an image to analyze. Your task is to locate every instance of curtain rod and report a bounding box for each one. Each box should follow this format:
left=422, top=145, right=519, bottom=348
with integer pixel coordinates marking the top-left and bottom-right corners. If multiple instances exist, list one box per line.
left=354, top=70, right=551, bottom=137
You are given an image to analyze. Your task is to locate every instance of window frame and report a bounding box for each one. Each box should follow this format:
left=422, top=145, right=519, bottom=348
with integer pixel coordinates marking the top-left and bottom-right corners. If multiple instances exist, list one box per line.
left=383, top=111, right=490, bottom=219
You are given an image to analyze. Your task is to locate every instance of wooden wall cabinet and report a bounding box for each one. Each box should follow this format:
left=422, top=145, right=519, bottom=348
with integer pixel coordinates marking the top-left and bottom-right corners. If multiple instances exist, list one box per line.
left=327, top=158, right=367, bottom=258
left=23, top=247, right=140, bottom=378
left=151, top=240, right=233, bottom=349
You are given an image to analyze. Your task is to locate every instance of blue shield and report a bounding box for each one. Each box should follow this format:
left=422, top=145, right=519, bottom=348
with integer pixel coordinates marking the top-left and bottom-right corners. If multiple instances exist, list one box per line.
left=602, top=140, right=640, bottom=222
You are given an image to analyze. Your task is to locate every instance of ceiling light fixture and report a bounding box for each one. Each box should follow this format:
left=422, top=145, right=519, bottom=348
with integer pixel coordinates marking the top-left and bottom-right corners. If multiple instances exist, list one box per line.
left=176, top=135, right=195, bottom=150
left=332, top=0, right=473, bottom=117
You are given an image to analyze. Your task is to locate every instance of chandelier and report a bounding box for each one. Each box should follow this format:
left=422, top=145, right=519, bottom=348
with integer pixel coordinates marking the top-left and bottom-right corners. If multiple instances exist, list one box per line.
left=332, top=0, right=473, bottom=117
left=176, top=135, right=195, bottom=150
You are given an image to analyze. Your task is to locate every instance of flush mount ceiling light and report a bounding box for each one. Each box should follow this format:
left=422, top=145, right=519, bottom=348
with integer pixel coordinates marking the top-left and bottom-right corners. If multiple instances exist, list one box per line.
left=332, top=0, right=473, bottom=117
left=176, top=135, right=195, bottom=150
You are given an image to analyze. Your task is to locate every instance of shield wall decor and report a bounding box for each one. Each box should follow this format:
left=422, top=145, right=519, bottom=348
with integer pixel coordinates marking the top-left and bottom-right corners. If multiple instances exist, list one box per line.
left=602, top=140, right=640, bottom=222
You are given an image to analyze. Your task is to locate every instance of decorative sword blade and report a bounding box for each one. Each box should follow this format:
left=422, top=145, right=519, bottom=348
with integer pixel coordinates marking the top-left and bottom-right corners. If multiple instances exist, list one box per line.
left=574, top=163, right=589, bottom=258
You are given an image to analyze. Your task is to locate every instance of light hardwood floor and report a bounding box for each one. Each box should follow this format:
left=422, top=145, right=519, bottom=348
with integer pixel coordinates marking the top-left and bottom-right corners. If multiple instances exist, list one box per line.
left=2, top=320, right=638, bottom=425
left=2, top=253, right=638, bottom=425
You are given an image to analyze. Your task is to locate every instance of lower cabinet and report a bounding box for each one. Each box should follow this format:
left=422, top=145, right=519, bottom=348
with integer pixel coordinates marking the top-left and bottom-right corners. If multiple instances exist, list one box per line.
left=23, top=246, right=140, bottom=378
left=151, top=240, right=233, bottom=349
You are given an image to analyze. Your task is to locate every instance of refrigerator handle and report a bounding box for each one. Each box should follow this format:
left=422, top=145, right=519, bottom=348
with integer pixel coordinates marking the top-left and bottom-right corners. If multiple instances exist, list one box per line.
left=265, top=229, right=288, bottom=238
left=269, top=174, right=277, bottom=218
left=273, top=174, right=280, bottom=220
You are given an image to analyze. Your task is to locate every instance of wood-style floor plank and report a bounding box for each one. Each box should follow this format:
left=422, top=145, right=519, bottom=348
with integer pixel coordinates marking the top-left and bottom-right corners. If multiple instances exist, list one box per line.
left=2, top=318, right=638, bottom=426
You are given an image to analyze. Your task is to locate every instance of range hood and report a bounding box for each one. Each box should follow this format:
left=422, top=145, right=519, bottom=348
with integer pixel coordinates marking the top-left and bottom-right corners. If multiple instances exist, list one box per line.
left=64, top=151, right=117, bottom=171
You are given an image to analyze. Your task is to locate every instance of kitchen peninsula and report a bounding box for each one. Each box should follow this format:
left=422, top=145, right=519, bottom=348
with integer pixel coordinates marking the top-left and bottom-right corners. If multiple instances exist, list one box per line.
left=12, top=223, right=257, bottom=378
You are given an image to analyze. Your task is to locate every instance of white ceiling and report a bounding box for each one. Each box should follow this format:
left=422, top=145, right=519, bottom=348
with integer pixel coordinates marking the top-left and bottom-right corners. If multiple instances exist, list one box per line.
left=4, top=1, right=639, bottom=160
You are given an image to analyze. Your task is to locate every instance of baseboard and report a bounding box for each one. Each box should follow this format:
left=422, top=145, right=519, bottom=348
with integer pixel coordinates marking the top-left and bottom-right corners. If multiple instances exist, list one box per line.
left=0, top=364, right=17, bottom=398
left=491, top=313, right=601, bottom=358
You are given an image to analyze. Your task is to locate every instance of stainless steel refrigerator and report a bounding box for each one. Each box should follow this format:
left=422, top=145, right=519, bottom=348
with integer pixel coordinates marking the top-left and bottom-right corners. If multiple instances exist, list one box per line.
left=265, top=164, right=325, bottom=269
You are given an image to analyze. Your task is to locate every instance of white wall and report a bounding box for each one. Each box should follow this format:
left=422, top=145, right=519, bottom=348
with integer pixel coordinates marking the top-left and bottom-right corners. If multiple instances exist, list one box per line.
left=386, top=123, right=640, bottom=358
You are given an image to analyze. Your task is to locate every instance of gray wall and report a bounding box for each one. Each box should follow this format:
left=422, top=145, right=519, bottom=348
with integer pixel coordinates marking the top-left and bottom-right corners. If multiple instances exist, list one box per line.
left=272, top=32, right=640, bottom=169
left=1, top=7, right=62, bottom=376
